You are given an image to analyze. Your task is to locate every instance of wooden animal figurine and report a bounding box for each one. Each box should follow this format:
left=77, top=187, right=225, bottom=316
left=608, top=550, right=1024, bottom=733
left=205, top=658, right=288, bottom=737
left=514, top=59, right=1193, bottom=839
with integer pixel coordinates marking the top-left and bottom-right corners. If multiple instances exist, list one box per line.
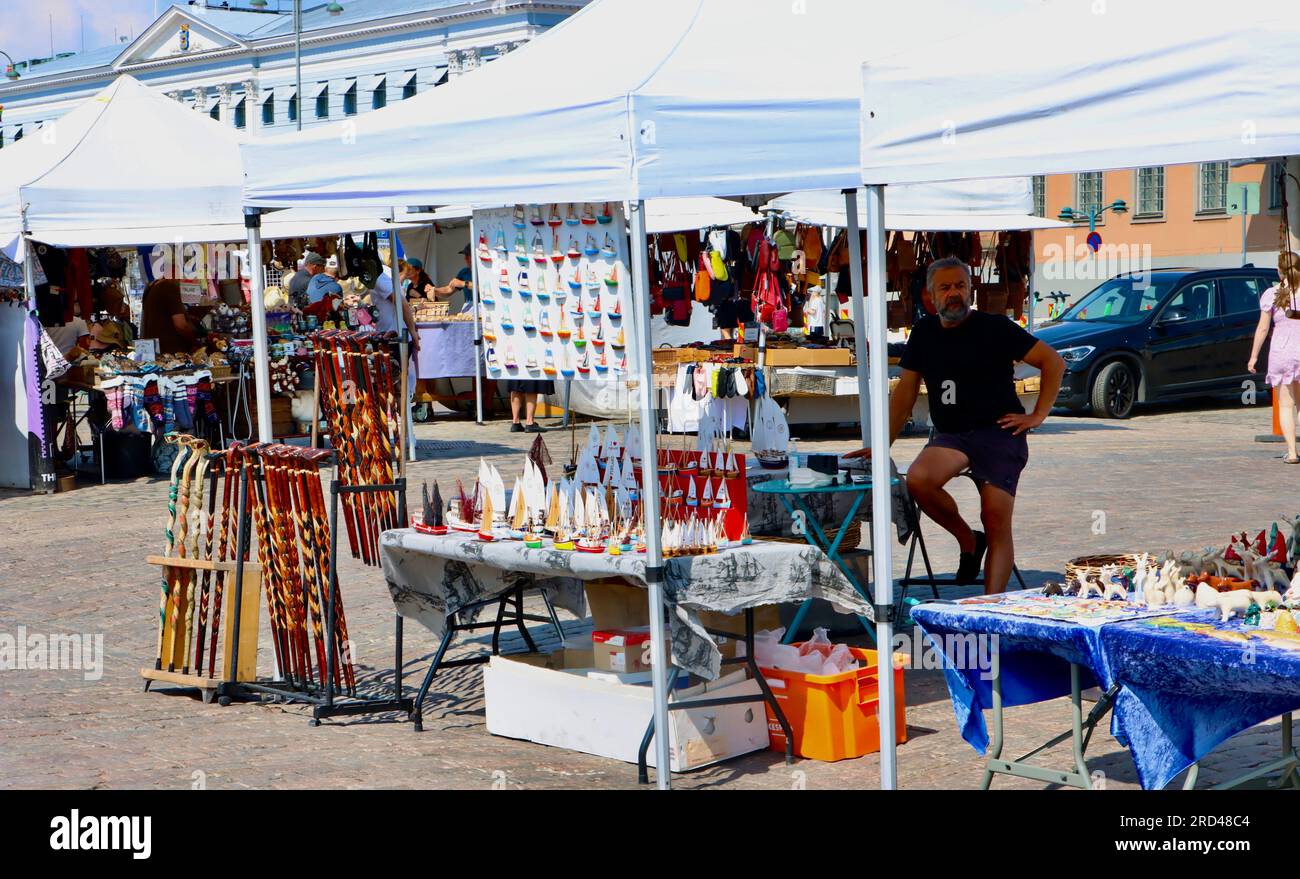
left=1253, top=589, right=1284, bottom=610
left=1213, top=589, right=1258, bottom=623
left=1076, top=573, right=1104, bottom=599
left=1241, top=551, right=1286, bottom=591
left=1042, top=581, right=1066, bottom=597
left=1286, top=568, right=1300, bottom=602
left=1098, top=564, right=1127, bottom=601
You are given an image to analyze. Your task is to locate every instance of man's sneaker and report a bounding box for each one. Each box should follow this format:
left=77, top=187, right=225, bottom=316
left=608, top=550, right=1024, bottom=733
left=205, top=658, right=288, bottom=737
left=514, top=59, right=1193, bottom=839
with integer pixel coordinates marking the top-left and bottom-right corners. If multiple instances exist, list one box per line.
left=510, top=422, right=525, bottom=433
left=955, top=530, right=987, bottom=584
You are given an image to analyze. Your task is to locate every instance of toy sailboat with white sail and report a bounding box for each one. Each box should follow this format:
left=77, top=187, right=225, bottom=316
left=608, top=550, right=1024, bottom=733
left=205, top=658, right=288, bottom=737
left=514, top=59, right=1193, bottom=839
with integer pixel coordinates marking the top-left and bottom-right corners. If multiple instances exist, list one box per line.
left=752, top=396, right=790, bottom=469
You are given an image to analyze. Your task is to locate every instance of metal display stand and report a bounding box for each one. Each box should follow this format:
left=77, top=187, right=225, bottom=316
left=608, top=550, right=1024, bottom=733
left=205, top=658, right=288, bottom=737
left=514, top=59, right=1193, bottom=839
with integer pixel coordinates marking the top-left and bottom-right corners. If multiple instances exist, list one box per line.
left=152, top=457, right=417, bottom=725
left=636, top=606, right=794, bottom=784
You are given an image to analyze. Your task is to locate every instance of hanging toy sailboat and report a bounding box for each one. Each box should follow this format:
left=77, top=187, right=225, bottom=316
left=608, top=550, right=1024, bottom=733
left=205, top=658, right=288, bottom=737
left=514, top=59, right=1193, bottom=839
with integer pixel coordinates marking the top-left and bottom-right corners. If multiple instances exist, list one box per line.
left=521, top=303, right=536, bottom=332
left=591, top=322, right=605, bottom=347
left=573, top=322, right=587, bottom=349
left=679, top=450, right=699, bottom=477
left=609, top=297, right=622, bottom=322
left=567, top=267, right=584, bottom=292
left=494, top=228, right=508, bottom=254
left=565, top=203, right=580, bottom=226
left=724, top=450, right=740, bottom=479
left=559, top=349, right=575, bottom=378
left=700, top=477, right=714, bottom=508
left=576, top=349, right=591, bottom=374
left=610, top=327, right=625, bottom=350
left=532, top=232, right=548, bottom=265
left=547, top=204, right=563, bottom=228
left=566, top=236, right=582, bottom=260
left=549, top=231, right=565, bottom=265
left=594, top=349, right=609, bottom=374
left=529, top=204, right=544, bottom=226
left=604, top=263, right=620, bottom=288
left=514, top=233, right=530, bottom=264
left=581, top=203, right=597, bottom=225
left=556, top=308, right=572, bottom=339
left=482, top=313, right=496, bottom=342
left=498, top=266, right=513, bottom=292
left=584, top=266, right=601, bottom=290
left=517, top=270, right=532, bottom=299
left=512, top=204, right=527, bottom=228
left=539, top=309, right=553, bottom=337
left=739, top=514, right=753, bottom=545
left=600, top=233, right=617, bottom=258
left=597, top=202, right=613, bottom=225
left=685, top=476, right=699, bottom=508
left=477, top=231, right=493, bottom=263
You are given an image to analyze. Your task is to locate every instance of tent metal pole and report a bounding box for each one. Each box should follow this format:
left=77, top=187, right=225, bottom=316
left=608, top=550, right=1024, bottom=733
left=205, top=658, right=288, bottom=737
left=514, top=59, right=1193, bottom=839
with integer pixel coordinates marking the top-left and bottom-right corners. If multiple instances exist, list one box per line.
left=1027, top=246, right=1037, bottom=333
left=844, top=190, right=872, bottom=445
left=244, top=209, right=274, bottom=443
left=864, top=184, right=897, bottom=790
left=389, top=211, right=413, bottom=468
left=469, top=216, right=485, bottom=424
left=629, top=199, right=672, bottom=789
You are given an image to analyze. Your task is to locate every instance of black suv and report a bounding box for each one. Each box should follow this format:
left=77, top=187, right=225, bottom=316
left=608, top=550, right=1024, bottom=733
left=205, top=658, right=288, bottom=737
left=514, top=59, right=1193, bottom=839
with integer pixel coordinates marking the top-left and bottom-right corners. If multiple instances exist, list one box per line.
left=1036, top=267, right=1277, bottom=418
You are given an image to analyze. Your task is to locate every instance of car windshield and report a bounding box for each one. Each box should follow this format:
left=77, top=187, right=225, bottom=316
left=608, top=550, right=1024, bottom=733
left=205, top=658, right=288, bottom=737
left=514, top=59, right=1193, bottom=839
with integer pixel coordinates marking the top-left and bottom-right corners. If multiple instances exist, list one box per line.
left=1058, top=277, right=1179, bottom=324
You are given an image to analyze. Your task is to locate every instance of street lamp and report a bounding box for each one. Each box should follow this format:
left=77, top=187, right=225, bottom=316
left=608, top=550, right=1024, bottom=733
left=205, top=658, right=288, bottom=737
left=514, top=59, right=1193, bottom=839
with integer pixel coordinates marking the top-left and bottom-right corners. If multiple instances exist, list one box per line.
left=1, top=51, right=20, bottom=81
left=1058, top=198, right=1127, bottom=232
left=288, top=2, right=343, bottom=131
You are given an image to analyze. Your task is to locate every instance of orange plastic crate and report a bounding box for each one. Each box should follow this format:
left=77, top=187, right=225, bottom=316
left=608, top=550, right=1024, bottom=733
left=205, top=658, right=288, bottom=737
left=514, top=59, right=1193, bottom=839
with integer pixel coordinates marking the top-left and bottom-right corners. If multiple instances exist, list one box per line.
left=760, top=646, right=907, bottom=762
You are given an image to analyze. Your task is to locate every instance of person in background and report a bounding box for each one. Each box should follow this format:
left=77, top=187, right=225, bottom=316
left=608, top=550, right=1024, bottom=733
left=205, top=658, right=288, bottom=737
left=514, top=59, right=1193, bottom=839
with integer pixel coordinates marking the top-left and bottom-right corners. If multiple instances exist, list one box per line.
left=98, top=282, right=136, bottom=345
left=289, top=252, right=325, bottom=308
left=505, top=378, right=553, bottom=433
left=425, top=245, right=475, bottom=312
left=46, top=298, right=89, bottom=355
left=846, top=256, right=1065, bottom=593
left=400, top=258, right=436, bottom=299
left=307, top=255, right=343, bottom=305
left=140, top=278, right=200, bottom=355
left=1248, top=250, right=1300, bottom=463
left=372, top=268, right=420, bottom=404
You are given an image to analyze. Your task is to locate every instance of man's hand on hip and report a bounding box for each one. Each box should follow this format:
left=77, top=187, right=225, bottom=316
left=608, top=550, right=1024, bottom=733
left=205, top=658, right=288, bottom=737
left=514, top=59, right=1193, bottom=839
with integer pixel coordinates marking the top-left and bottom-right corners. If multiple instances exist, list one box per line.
left=998, top=412, right=1044, bottom=435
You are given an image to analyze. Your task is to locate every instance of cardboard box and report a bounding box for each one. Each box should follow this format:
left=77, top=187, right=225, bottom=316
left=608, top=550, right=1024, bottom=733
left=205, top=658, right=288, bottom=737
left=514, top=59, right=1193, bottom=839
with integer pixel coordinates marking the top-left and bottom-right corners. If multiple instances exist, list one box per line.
left=484, top=654, right=769, bottom=772
left=733, top=345, right=852, bottom=366
left=592, top=627, right=655, bottom=673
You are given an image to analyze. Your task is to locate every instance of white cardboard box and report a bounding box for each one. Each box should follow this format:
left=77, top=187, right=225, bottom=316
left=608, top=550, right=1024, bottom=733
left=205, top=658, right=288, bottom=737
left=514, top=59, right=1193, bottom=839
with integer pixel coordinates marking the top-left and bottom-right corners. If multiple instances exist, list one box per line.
left=484, top=652, right=770, bottom=772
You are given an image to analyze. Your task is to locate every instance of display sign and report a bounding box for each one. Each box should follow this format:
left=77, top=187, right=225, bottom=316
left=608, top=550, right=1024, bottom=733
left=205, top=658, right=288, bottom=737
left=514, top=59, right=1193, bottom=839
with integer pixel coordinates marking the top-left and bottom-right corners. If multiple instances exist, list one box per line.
left=473, top=203, right=632, bottom=382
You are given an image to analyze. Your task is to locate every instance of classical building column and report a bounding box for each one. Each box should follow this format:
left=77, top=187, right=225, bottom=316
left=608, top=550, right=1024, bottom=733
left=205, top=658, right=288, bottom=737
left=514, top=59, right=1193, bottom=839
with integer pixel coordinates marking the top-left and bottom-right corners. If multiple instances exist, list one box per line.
left=242, top=79, right=259, bottom=132
left=447, top=49, right=465, bottom=78
left=463, top=47, right=481, bottom=74
left=217, top=84, right=233, bottom=126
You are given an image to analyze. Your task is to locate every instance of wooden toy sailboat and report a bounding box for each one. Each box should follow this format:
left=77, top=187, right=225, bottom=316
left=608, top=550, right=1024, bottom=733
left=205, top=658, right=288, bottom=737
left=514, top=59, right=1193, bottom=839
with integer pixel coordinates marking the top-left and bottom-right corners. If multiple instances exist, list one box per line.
left=685, top=476, right=699, bottom=508
left=739, top=514, right=753, bottom=545
left=414, top=481, right=449, bottom=534
left=543, top=482, right=561, bottom=533
left=506, top=477, right=527, bottom=539
left=448, top=478, right=480, bottom=533
left=680, top=449, right=699, bottom=477
left=477, top=493, right=497, bottom=541
left=752, top=395, right=790, bottom=469
left=713, top=479, right=732, bottom=510
left=724, top=450, right=740, bottom=479
left=700, top=477, right=714, bottom=508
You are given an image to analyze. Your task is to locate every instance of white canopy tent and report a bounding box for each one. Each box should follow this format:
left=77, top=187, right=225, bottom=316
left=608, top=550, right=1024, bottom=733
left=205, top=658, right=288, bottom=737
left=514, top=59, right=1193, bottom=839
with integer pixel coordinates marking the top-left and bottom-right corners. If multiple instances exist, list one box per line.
left=0, top=75, right=413, bottom=462
left=770, top=180, right=1066, bottom=232
left=844, top=0, right=1300, bottom=788
left=241, top=0, right=1048, bottom=789
left=856, top=0, right=1300, bottom=185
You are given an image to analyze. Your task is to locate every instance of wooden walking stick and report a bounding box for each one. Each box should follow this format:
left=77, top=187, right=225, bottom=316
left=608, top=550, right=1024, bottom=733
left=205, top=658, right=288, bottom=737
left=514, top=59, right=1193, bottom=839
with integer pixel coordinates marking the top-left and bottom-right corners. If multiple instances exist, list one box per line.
left=180, top=438, right=212, bottom=673
left=243, top=443, right=288, bottom=680
left=193, top=445, right=222, bottom=674
left=303, top=460, right=356, bottom=692
left=165, top=439, right=204, bottom=671
left=268, top=445, right=312, bottom=684
left=156, top=437, right=191, bottom=668
left=205, top=444, right=240, bottom=678
left=286, top=448, right=329, bottom=684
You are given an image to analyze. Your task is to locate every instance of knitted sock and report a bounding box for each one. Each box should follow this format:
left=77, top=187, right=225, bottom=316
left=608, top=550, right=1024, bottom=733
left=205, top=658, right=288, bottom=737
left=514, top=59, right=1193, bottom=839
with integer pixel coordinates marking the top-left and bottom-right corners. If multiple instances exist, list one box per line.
left=172, top=383, right=193, bottom=432
left=102, top=379, right=125, bottom=431
left=196, top=377, right=219, bottom=424
left=143, top=380, right=165, bottom=425
left=187, top=380, right=199, bottom=415
left=128, top=381, right=151, bottom=432
left=161, top=380, right=176, bottom=430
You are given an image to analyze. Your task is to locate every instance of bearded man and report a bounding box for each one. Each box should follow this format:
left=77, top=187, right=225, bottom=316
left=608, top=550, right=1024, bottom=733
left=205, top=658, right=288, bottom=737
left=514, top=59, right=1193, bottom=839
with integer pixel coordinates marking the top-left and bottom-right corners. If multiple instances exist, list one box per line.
left=847, top=256, right=1065, bottom=592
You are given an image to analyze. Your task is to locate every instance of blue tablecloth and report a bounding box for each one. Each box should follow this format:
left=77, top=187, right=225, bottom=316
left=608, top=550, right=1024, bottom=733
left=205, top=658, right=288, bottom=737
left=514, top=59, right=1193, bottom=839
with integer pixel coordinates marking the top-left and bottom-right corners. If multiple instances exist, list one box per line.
left=913, top=597, right=1300, bottom=789
left=416, top=321, right=477, bottom=379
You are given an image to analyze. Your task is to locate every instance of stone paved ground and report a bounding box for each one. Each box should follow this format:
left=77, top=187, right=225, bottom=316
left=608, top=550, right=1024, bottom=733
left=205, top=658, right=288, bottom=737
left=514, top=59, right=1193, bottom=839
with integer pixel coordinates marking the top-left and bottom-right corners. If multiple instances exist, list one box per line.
left=2, top=397, right=1296, bottom=790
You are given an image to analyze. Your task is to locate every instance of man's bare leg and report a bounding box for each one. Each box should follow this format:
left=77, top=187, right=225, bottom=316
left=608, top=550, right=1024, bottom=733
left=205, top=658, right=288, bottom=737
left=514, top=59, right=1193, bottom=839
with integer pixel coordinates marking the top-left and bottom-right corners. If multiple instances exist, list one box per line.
left=905, top=445, right=975, bottom=552
left=979, top=482, right=1016, bottom=594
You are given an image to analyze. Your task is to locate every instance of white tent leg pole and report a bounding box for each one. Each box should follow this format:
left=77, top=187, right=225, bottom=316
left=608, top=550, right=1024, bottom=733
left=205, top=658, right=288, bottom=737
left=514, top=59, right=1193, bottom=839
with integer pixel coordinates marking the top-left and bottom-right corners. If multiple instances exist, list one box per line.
left=844, top=190, right=872, bottom=446
left=864, top=184, right=897, bottom=790
left=389, top=212, right=413, bottom=469
left=629, top=199, right=672, bottom=789
left=244, top=211, right=274, bottom=443
left=1027, top=247, right=1036, bottom=333
left=470, top=217, right=485, bottom=425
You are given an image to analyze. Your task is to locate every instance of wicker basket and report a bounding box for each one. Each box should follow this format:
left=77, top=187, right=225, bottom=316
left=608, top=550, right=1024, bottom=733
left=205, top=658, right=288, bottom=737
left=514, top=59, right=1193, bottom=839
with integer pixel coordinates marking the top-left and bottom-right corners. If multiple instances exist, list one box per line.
left=414, top=302, right=450, bottom=322
left=762, top=520, right=863, bottom=549
left=1064, top=553, right=1150, bottom=585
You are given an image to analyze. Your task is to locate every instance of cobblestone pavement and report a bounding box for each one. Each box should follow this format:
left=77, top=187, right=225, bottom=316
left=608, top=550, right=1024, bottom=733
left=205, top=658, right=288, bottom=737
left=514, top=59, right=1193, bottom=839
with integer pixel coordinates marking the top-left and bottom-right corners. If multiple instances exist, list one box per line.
left=1, top=399, right=1296, bottom=790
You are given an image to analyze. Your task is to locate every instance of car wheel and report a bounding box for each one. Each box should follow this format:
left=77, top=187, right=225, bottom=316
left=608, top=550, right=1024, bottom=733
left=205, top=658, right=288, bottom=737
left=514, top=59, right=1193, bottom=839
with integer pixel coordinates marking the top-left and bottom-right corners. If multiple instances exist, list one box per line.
left=1090, top=360, right=1136, bottom=419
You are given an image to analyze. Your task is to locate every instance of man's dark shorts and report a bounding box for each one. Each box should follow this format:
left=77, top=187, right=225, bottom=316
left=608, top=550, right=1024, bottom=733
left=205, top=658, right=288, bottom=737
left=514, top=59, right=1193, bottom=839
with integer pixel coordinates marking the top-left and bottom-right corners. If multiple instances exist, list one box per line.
left=927, top=425, right=1029, bottom=497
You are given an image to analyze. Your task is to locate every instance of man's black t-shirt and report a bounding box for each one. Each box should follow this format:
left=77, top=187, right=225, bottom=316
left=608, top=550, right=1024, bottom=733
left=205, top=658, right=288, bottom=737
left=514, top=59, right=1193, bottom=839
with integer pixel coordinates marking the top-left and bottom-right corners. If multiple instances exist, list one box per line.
left=899, top=311, right=1038, bottom=433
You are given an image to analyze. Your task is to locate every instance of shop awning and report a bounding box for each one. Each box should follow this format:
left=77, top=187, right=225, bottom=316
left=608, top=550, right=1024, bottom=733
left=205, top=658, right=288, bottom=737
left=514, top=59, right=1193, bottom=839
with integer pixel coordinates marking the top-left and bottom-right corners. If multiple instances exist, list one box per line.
left=769, top=182, right=1067, bottom=231
left=857, top=0, right=1300, bottom=185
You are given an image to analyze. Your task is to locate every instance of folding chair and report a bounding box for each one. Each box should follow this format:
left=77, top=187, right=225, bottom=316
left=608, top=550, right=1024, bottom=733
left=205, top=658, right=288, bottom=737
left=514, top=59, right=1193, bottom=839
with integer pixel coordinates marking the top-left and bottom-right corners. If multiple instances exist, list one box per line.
left=898, top=470, right=1026, bottom=612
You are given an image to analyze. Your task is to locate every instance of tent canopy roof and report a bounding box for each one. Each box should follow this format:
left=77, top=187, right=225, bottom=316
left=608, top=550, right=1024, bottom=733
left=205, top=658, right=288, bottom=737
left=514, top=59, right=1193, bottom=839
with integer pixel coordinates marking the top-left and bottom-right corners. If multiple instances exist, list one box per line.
left=241, top=0, right=1030, bottom=209
left=858, top=0, right=1300, bottom=185
left=0, top=75, right=404, bottom=259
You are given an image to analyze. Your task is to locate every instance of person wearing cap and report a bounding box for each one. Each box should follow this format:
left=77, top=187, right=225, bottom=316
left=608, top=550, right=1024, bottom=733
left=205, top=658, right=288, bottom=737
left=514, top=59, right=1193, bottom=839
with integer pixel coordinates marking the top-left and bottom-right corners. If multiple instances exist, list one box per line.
left=85, top=320, right=129, bottom=354
left=400, top=257, right=436, bottom=299
left=290, top=252, right=326, bottom=308
left=306, top=255, right=344, bottom=305
left=423, top=245, right=476, bottom=312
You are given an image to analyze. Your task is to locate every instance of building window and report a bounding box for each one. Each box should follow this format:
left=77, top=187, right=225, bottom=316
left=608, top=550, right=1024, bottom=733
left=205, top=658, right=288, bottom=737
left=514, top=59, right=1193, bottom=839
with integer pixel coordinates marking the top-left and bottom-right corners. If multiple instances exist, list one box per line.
left=1031, top=176, right=1045, bottom=218
left=372, top=82, right=386, bottom=110
left=1197, top=161, right=1228, bottom=214
left=209, top=103, right=219, bottom=121
left=262, top=96, right=274, bottom=126
left=1269, top=160, right=1286, bottom=211
left=402, top=75, right=417, bottom=100
left=1134, top=167, right=1165, bottom=218
left=233, top=99, right=246, bottom=129
left=316, top=86, right=329, bottom=119
left=14, top=127, right=23, bottom=141
left=343, top=83, right=357, bottom=116
left=288, top=95, right=298, bottom=123
left=1075, top=171, right=1103, bottom=219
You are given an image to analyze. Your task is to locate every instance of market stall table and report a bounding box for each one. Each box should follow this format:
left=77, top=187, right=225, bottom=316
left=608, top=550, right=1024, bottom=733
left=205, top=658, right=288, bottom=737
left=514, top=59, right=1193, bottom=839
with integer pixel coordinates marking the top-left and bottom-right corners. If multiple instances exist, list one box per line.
left=379, top=528, right=875, bottom=772
left=911, top=594, right=1300, bottom=790
left=415, top=320, right=477, bottom=379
